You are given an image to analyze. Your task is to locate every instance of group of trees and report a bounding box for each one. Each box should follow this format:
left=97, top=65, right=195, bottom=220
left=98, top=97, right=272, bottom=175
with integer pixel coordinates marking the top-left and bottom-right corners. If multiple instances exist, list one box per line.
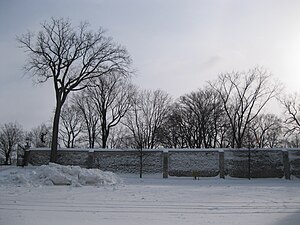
left=2, top=67, right=300, bottom=165
left=0, top=122, right=51, bottom=165
left=2, top=18, right=300, bottom=165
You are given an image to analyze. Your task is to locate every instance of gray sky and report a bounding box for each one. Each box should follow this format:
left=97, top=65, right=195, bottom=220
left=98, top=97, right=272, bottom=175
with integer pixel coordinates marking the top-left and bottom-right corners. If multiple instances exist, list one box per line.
left=1, top=0, right=300, bottom=130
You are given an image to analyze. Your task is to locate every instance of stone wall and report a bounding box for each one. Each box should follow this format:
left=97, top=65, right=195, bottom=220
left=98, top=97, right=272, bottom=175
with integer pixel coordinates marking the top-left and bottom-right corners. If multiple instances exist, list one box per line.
left=26, top=148, right=51, bottom=166
left=224, top=149, right=284, bottom=178
left=168, top=150, right=219, bottom=177
left=57, top=150, right=89, bottom=168
left=289, top=149, right=300, bottom=178
left=93, top=150, right=162, bottom=174
left=25, top=148, right=300, bottom=179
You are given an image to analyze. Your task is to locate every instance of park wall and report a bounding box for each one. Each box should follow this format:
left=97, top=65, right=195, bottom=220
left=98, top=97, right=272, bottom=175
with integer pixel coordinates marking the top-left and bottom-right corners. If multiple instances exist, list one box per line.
left=24, top=148, right=300, bottom=179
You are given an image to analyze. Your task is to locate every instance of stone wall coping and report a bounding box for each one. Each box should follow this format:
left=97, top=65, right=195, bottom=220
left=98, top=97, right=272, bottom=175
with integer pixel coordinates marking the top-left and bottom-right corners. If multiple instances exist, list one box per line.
left=27, top=147, right=300, bottom=152
left=28, top=148, right=163, bottom=152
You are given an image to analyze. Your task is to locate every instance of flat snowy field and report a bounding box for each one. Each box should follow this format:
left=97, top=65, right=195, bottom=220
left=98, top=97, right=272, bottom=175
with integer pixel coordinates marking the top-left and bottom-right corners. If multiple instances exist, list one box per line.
left=1, top=165, right=300, bottom=225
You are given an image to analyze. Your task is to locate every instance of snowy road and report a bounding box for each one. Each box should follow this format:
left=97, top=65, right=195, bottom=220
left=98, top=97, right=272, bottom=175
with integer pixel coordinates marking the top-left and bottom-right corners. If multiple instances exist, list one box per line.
left=1, top=173, right=300, bottom=225
left=1, top=198, right=300, bottom=215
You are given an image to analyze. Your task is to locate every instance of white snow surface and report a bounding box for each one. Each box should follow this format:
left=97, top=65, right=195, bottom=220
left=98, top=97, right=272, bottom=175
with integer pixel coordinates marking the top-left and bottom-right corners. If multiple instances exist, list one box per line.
left=0, top=163, right=122, bottom=187
left=1, top=166, right=300, bottom=225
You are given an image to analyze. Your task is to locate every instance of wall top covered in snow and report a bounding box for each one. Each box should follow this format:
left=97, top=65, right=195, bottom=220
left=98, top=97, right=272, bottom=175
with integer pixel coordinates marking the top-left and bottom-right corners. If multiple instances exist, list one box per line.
left=25, top=148, right=300, bottom=179
left=28, top=147, right=300, bottom=152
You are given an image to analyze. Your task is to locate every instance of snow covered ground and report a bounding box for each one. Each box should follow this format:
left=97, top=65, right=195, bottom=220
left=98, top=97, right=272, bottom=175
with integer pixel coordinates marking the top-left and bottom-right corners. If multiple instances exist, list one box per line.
left=1, top=165, right=300, bottom=225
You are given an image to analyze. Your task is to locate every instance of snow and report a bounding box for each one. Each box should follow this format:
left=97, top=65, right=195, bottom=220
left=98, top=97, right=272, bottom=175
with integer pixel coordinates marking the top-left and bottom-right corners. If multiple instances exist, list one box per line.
left=0, top=163, right=122, bottom=187
left=1, top=166, right=300, bottom=225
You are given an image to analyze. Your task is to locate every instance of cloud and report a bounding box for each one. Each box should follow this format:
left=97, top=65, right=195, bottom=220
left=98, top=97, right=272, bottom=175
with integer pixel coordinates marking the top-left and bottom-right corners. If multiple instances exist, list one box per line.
left=201, top=56, right=223, bottom=70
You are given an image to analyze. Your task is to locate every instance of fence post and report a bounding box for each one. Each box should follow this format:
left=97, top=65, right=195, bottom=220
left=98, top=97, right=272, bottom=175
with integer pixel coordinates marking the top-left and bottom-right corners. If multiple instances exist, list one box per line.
left=283, top=149, right=290, bottom=180
left=219, top=149, right=225, bottom=179
left=163, top=150, right=169, bottom=178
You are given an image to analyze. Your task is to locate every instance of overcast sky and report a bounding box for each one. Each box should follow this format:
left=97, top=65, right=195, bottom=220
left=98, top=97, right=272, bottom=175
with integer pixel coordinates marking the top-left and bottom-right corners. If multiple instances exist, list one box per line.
left=1, top=0, right=300, bottom=130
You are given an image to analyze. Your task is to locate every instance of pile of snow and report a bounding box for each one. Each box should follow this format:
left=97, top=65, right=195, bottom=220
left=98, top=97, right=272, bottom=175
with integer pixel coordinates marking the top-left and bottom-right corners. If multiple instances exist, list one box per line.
left=0, top=163, right=122, bottom=187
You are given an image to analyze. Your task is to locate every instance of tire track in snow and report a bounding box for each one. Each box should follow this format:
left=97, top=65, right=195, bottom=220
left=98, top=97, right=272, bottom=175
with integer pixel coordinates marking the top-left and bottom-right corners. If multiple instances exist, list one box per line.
left=1, top=199, right=300, bottom=215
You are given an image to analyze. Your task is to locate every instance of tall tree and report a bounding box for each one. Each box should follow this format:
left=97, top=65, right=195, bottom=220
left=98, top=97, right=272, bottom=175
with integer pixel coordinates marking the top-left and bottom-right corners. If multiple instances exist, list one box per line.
left=125, top=89, right=172, bottom=149
left=18, top=18, right=131, bottom=161
left=0, top=122, right=23, bottom=165
left=179, top=87, right=224, bottom=148
left=72, top=91, right=100, bottom=148
left=157, top=103, right=186, bottom=148
left=210, top=67, right=278, bottom=148
left=87, top=72, right=134, bottom=148
left=124, top=89, right=171, bottom=178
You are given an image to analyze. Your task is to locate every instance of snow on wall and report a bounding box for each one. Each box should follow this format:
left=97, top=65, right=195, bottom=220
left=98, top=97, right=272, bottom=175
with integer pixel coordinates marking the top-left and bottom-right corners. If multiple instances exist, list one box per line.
left=26, top=148, right=300, bottom=178
left=94, top=150, right=162, bottom=174
left=224, top=149, right=284, bottom=178
left=57, top=151, right=89, bottom=168
left=168, top=150, right=219, bottom=177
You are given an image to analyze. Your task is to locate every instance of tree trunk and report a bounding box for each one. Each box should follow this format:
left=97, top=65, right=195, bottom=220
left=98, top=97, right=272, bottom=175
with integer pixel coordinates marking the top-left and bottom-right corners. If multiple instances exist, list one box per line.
left=101, top=109, right=107, bottom=148
left=102, top=129, right=109, bottom=149
left=50, top=102, right=62, bottom=162
left=91, top=131, right=95, bottom=148
left=5, top=153, right=9, bottom=165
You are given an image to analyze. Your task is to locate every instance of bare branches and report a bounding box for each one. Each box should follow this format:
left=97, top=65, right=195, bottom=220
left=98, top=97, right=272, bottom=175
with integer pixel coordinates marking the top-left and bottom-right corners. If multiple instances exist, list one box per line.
left=59, top=103, right=83, bottom=148
left=72, top=92, right=100, bottom=148
left=18, top=18, right=132, bottom=161
left=209, top=67, right=279, bottom=148
left=124, top=89, right=172, bottom=149
left=280, top=93, right=300, bottom=146
left=176, top=87, right=225, bottom=148
left=86, top=72, right=135, bottom=148
left=0, top=122, right=24, bottom=165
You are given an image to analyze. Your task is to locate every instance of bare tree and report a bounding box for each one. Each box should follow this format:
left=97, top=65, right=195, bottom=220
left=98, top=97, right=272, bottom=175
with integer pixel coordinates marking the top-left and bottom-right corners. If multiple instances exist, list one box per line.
left=124, top=89, right=172, bottom=178
left=123, top=93, right=146, bottom=178
left=0, top=122, right=23, bottom=165
left=125, top=89, right=172, bottom=149
left=160, top=87, right=229, bottom=149
left=281, top=93, right=300, bottom=134
left=157, top=103, right=187, bottom=148
left=106, top=125, right=132, bottom=149
left=59, top=103, right=83, bottom=148
left=18, top=18, right=132, bottom=162
left=88, top=72, right=135, bottom=148
left=72, top=91, right=100, bottom=148
left=280, top=93, right=300, bottom=147
left=179, top=87, right=225, bottom=148
left=210, top=67, right=278, bottom=148
left=250, top=113, right=282, bottom=148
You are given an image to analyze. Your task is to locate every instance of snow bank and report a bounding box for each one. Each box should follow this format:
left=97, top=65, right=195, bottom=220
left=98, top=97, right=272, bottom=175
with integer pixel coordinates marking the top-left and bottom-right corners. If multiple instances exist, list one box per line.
left=0, top=163, right=122, bottom=187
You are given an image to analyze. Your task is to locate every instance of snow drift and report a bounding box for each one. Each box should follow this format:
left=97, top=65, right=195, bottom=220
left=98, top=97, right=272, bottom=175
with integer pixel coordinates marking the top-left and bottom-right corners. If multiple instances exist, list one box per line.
left=0, top=163, right=122, bottom=187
